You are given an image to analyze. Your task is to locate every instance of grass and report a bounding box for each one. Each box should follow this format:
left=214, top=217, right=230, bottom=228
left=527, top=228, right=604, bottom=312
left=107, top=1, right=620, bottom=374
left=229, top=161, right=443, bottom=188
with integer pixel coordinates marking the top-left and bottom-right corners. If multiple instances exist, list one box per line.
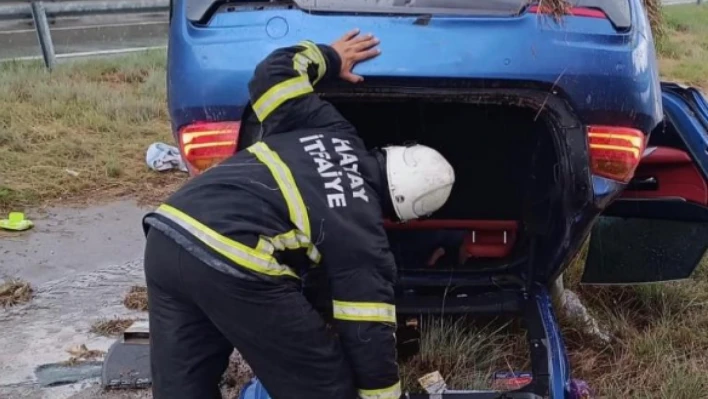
left=400, top=318, right=528, bottom=392
left=397, top=253, right=708, bottom=397
left=657, top=4, right=708, bottom=90
left=90, top=317, right=135, bottom=337
left=559, top=252, right=708, bottom=398
left=123, top=285, right=148, bottom=311
left=0, top=50, right=185, bottom=213
left=64, top=344, right=105, bottom=366
left=0, top=278, right=33, bottom=307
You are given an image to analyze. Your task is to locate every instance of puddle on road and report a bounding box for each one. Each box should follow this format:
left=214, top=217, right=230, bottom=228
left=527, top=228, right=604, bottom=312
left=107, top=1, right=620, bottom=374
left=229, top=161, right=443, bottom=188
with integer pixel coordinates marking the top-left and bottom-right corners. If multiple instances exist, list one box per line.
left=36, top=362, right=104, bottom=387
left=1, top=199, right=151, bottom=285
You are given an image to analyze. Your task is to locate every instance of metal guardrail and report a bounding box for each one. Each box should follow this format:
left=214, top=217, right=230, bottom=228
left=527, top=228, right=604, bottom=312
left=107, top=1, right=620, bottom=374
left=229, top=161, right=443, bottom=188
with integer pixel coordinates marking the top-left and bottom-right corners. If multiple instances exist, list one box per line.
left=0, top=0, right=168, bottom=20
left=0, top=0, right=704, bottom=69
left=664, top=0, right=703, bottom=4
left=0, top=0, right=169, bottom=69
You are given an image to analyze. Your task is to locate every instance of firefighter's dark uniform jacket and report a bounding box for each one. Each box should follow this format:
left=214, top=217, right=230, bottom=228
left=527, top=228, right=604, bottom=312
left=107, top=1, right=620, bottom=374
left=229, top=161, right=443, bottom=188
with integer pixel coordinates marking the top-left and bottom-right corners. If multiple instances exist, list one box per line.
left=143, top=41, right=400, bottom=399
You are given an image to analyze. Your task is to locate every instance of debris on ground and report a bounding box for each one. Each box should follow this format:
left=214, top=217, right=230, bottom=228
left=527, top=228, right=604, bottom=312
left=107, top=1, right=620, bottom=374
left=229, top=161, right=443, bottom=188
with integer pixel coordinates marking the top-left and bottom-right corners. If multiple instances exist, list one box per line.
left=221, top=351, right=254, bottom=398
left=418, top=371, right=447, bottom=394
left=146, top=142, right=188, bottom=173
left=90, top=318, right=136, bottom=337
left=528, top=0, right=571, bottom=20
left=0, top=278, right=33, bottom=307
left=64, top=344, right=105, bottom=366
left=0, top=212, right=34, bottom=231
left=528, top=0, right=663, bottom=40
left=560, top=290, right=611, bottom=344
left=123, top=286, right=148, bottom=311
left=399, top=318, right=527, bottom=392
left=643, top=0, right=664, bottom=40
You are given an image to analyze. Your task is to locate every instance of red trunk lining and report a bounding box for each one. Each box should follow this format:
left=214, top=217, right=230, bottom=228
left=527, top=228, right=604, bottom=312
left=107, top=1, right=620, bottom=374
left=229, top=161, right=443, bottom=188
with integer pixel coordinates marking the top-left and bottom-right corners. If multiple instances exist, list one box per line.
left=384, top=220, right=520, bottom=259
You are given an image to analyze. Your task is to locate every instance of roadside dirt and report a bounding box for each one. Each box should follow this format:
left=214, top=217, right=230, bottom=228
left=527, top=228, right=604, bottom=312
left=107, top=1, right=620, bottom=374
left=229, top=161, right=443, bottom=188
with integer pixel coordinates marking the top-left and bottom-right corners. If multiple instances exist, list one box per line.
left=0, top=200, right=151, bottom=398
left=0, top=199, right=249, bottom=398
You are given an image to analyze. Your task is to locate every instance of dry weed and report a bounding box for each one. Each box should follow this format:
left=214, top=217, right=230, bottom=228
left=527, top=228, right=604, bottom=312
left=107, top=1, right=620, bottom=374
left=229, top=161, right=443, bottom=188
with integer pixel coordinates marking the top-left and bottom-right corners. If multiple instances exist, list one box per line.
left=90, top=317, right=135, bottom=337
left=644, top=0, right=665, bottom=41
left=221, top=351, right=255, bottom=398
left=124, top=285, right=148, bottom=311
left=63, top=344, right=105, bottom=366
left=400, top=317, right=528, bottom=393
left=0, top=278, right=33, bottom=307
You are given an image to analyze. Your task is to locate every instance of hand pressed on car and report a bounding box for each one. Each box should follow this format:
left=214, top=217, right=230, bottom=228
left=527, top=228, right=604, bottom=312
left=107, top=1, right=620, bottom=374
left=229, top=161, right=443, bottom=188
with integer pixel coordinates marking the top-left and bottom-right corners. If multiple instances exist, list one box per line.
left=331, top=29, right=381, bottom=83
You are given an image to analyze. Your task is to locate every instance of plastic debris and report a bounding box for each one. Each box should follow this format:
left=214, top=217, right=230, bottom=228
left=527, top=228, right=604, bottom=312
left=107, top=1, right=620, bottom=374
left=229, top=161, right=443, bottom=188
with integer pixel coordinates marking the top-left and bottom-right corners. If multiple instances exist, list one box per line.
left=239, top=378, right=272, bottom=399
left=146, top=142, right=188, bottom=173
left=491, top=371, right=533, bottom=390
left=0, top=212, right=34, bottom=231
left=561, top=289, right=611, bottom=343
left=418, top=371, right=447, bottom=394
left=570, top=379, right=594, bottom=399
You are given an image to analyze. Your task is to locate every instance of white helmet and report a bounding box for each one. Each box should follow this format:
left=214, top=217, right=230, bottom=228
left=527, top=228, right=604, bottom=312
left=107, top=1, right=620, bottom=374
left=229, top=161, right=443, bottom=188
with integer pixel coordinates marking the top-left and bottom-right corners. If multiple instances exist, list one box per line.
left=383, top=144, right=455, bottom=222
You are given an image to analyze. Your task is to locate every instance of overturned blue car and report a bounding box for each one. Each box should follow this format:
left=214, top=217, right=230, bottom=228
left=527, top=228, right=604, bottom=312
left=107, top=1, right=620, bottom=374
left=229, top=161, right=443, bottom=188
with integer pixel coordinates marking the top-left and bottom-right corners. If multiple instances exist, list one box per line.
left=166, top=0, right=708, bottom=397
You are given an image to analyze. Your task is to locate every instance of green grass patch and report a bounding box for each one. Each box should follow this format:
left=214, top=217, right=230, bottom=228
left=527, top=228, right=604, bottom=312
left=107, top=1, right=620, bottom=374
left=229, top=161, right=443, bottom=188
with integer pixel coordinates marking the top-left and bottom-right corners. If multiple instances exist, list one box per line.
left=658, top=4, right=708, bottom=89
left=0, top=51, right=185, bottom=213
left=563, top=252, right=708, bottom=398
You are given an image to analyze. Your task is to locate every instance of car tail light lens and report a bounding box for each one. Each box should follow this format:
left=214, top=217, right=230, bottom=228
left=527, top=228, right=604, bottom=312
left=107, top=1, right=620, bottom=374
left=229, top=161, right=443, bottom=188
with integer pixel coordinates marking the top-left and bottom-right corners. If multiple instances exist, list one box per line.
left=178, top=121, right=240, bottom=174
left=528, top=5, right=607, bottom=19
left=588, top=126, right=646, bottom=183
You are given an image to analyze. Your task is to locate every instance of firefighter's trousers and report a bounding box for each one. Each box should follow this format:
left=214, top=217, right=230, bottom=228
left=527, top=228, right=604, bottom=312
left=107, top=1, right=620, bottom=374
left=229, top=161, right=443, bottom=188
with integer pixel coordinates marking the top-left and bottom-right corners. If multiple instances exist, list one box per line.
left=144, top=228, right=357, bottom=399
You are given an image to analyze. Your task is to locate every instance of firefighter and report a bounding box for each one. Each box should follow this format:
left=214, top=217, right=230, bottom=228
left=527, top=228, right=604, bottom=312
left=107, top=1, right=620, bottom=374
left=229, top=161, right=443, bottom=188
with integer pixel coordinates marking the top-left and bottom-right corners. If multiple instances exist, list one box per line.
left=142, top=29, right=455, bottom=399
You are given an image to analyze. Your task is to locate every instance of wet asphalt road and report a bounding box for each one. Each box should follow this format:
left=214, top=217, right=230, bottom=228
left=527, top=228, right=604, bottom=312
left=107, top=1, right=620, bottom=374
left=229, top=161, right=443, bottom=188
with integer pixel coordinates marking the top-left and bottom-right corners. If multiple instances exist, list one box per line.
left=0, top=11, right=168, bottom=60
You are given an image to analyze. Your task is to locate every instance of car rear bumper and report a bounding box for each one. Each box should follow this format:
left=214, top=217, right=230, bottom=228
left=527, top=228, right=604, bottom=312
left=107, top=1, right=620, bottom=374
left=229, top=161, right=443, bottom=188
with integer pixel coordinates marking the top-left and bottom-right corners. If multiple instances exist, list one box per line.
left=168, top=0, right=662, bottom=135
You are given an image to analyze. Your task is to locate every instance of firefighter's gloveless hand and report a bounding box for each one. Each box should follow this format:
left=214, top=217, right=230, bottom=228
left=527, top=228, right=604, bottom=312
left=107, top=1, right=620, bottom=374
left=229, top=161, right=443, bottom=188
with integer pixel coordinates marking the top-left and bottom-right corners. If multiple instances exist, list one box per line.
left=330, top=29, right=381, bottom=83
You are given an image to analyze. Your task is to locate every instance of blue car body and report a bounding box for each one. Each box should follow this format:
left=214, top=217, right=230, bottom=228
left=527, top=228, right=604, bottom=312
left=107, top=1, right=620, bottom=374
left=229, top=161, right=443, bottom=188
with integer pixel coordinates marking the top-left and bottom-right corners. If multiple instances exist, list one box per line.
left=167, top=1, right=708, bottom=397
left=168, top=0, right=661, bottom=134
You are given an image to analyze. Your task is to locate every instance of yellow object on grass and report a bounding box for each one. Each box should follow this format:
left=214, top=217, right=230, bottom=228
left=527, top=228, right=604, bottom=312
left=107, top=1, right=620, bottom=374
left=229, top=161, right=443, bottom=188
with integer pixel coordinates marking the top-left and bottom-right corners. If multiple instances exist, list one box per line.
left=0, top=212, right=33, bottom=231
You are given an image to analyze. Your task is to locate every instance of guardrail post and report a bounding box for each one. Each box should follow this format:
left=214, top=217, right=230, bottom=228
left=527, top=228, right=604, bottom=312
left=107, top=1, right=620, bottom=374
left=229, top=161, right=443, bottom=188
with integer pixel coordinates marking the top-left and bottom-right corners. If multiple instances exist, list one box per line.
left=30, top=1, right=56, bottom=70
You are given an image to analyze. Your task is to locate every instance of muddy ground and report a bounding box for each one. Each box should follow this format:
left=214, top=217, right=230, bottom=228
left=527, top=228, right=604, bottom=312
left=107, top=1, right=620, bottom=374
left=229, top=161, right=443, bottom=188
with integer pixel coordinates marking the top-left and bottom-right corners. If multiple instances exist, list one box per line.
left=0, top=199, right=153, bottom=399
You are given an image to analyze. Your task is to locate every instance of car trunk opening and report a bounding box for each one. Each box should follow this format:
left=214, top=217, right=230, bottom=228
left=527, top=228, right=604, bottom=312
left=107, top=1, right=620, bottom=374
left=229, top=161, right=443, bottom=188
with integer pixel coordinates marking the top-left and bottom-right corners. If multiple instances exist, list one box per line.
left=323, top=94, right=564, bottom=272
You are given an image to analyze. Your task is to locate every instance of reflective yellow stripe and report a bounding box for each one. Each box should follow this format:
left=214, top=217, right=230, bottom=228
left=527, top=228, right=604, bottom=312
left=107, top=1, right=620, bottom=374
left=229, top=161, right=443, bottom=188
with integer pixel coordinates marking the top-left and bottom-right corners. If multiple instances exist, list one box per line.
left=293, top=53, right=310, bottom=75
left=332, top=301, right=397, bottom=323
left=298, top=41, right=326, bottom=83
left=252, top=75, right=313, bottom=121
left=306, top=245, right=322, bottom=264
left=247, top=142, right=311, bottom=238
left=300, top=41, right=325, bottom=68
left=293, top=47, right=326, bottom=84
left=155, top=204, right=298, bottom=278
left=359, top=382, right=402, bottom=399
left=258, top=230, right=321, bottom=265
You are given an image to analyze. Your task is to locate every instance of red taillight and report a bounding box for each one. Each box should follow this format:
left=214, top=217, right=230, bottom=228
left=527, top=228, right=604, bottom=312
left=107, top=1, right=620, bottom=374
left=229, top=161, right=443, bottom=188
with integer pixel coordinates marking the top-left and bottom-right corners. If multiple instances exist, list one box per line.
left=528, top=5, right=607, bottom=19
left=178, top=121, right=240, bottom=174
left=587, top=125, right=646, bottom=183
